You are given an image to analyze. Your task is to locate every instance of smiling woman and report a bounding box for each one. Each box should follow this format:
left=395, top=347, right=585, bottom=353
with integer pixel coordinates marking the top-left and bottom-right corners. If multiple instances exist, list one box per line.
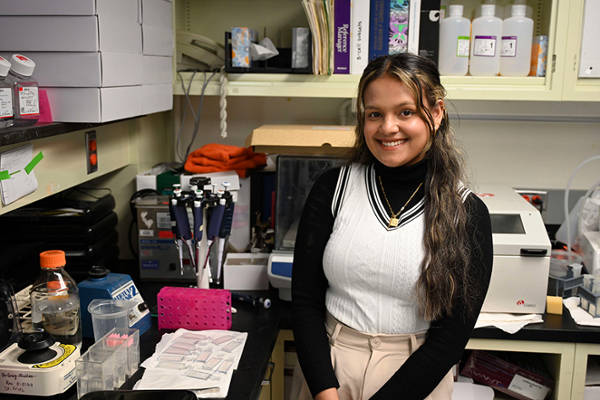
left=291, top=53, right=494, bottom=400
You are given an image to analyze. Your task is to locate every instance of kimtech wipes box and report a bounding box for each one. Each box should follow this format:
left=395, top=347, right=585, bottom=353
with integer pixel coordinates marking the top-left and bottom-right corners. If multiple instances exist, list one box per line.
left=246, top=125, right=355, bottom=155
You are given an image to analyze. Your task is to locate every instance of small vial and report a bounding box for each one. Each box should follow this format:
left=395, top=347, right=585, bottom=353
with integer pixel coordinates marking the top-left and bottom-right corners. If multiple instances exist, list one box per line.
left=0, top=56, right=14, bottom=129
left=6, top=54, right=39, bottom=127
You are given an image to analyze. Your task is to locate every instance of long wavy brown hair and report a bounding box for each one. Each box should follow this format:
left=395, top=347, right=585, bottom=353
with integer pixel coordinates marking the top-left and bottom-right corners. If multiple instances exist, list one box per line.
left=347, top=53, right=478, bottom=321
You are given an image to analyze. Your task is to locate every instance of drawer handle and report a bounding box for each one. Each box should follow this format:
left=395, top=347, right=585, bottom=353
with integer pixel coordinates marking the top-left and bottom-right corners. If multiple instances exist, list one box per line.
left=520, top=249, right=547, bottom=257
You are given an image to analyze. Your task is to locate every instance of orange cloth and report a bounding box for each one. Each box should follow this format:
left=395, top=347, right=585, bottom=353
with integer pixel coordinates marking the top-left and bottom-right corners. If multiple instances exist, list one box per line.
left=184, top=143, right=267, bottom=178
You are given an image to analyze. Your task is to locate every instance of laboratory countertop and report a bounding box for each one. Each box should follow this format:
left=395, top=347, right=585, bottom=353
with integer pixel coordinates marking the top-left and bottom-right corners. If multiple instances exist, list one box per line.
left=4, top=283, right=600, bottom=400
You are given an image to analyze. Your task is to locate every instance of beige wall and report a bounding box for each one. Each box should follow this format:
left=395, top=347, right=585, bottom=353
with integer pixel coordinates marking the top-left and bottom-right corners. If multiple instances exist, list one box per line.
left=173, top=96, right=600, bottom=191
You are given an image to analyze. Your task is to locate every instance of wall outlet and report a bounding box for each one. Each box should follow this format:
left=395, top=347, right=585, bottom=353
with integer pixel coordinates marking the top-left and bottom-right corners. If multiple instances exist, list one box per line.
left=85, top=130, right=98, bottom=174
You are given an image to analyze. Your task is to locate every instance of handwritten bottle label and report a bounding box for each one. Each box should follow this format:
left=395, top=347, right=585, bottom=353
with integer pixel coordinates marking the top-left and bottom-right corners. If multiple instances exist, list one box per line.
left=0, top=88, right=13, bottom=118
left=18, top=86, right=39, bottom=116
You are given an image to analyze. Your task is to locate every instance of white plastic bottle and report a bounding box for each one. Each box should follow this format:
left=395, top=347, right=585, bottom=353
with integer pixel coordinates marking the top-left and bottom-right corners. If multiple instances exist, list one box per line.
left=500, top=4, right=534, bottom=77
left=6, top=54, right=39, bottom=127
left=503, top=0, right=533, bottom=19
left=469, top=4, right=503, bottom=76
left=0, top=56, right=13, bottom=129
left=474, top=0, right=504, bottom=19
left=438, top=5, right=471, bottom=76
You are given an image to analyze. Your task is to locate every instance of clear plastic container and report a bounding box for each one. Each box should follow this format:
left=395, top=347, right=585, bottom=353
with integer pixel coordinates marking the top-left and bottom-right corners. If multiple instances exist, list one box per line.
left=88, top=299, right=136, bottom=342
left=6, top=54, right=39, bottom=127
left=438, top=5, right=471, bottom=76
left=470, top=4, right=503, bottom=76
left=30, top=250, right=83, bottom=347
left=0, top=56, right=14, bottom=129
left=500, top=5, right=534, bottom=77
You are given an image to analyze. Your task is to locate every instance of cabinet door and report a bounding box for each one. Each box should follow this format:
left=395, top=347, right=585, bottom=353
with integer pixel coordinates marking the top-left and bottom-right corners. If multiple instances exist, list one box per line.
left=561, top=0, right=600, bottom=101
left=174, top=0, right=566, bottom=101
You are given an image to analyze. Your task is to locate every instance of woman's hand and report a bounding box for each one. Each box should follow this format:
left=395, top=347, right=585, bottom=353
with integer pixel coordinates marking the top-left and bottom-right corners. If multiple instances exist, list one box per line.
left=315, top=388, right=340, bottom=400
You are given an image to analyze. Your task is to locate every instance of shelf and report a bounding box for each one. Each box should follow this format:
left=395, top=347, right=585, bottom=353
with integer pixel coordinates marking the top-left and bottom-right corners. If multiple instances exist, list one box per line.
left=174, top=72, right=553, bottom=100
left=0, top=119, right=138, bottom=148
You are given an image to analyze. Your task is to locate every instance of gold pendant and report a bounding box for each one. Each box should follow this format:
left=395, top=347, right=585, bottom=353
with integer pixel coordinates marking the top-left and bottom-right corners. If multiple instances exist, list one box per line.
left=389, top=217, right=399, bottom=227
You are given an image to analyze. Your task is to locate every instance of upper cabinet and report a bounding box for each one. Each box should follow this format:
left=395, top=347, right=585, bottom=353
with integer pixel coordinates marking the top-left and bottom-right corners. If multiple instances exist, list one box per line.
left=561, top=0, right=600, bottom=101
left=173, top=0, right=593, bottom=102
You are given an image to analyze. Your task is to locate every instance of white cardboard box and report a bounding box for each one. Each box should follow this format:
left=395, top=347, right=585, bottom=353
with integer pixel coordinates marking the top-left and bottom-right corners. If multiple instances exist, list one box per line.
left=223, top=253, right=269, bottom=291
left=141, top=0, right=173, bottom=29
left=141, top=84, right=173, bottom=115
left=143, top=56, right=173, bottom=84
left=0, top=16, right=141, bottom=53
left=135, top=165, right=168, bottom=191
left=142, top=24, right=174, bottom=56
left=44, top=86, right=143, bottom=123
left=0, top=0, right=139, bottom=21
left=2, top=52, right=143, bottom=87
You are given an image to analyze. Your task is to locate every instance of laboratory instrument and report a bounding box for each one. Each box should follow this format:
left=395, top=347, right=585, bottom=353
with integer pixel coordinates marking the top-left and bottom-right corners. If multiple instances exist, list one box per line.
left=267, top=155, right=344, bottom=300
left=78, top=265, right=151, bottom=339
left=30, top=250, right=83, bottom=347
left=477, top=184, right=551, bottom=314
left=0, top=281, right=80, bottom=396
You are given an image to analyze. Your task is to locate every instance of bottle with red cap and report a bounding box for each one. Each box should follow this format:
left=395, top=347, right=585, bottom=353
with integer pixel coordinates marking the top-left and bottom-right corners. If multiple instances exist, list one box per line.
left=30, top=250, right=82, bottom=347
left=6, top=54, right=39, bottom=127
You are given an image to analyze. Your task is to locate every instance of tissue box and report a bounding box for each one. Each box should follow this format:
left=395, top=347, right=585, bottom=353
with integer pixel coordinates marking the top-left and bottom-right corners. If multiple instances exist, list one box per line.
left=231, top=27, right=258, bottom=67
left=461, top=350, right=554, bottom=400
left=223, top=253, right=269, bottom=290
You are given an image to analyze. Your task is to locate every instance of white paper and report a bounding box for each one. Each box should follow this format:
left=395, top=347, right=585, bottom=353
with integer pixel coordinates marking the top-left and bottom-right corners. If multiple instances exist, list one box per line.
left=137, top=328, right=248, bottom=398
left=250, top=38, right=279, bottom=61
left=564, top=297, right=600, bottom=326
left=0, top=144, right=38, bottom=205
left=475, top=313, right=543, bottom=334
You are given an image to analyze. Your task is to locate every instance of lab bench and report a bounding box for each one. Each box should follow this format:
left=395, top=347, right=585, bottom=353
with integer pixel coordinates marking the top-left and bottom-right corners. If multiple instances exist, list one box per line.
left=4, top=283, right=600, bottom=400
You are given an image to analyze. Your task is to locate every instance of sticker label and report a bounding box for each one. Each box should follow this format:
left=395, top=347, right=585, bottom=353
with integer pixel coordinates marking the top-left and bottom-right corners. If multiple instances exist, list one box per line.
left=501, top=36, right=518, bottom=57
left=142, top=260, right=160, bottom=269
left=139, top=229, right=154, bottom=237
left=18, top=86, right=39, bottom=116
left=0, top=88, right=13, bottom=118
left=508, top=374, right=551, bottom=400
left=457, top=36, right=470, bottom=57
left=473, top=36, right=497, bottom=57
left=157, top=212, right=171, bottom=229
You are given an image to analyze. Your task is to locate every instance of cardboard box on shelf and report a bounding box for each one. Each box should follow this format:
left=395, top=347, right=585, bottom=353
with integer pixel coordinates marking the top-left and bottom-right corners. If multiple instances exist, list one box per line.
left=141, top=0, right=172, bottom=29
left=0, top=16, right=141, bottom=53
left=0, top=0, right=138, bottom=22
left=141, top=83, right=173, bottom=115
left=245, top=125, right=355, bottom=155
left=44, top=86, right=143, bottom=123
left=461, top=350, right=554, bottom=400
left=142, top=25, right=174, bottom=56
left=1, top=52, right=143, bottom=87
left=143, top=56, right=173, bottom=84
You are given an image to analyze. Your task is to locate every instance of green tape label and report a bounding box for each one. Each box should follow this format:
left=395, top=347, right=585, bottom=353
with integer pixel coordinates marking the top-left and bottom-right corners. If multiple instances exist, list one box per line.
left=0, top=170, right=9, bottom=181
left=25, top=151, right=43, bottom=174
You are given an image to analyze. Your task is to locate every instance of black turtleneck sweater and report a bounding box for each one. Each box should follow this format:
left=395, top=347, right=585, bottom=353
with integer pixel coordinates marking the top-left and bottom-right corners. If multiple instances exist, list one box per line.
left=291, top=159, right=493, bottom=400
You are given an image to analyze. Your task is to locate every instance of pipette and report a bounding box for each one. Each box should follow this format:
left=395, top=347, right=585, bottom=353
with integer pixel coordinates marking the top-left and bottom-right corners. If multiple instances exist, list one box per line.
left=216, top=182, right=235, bottom=285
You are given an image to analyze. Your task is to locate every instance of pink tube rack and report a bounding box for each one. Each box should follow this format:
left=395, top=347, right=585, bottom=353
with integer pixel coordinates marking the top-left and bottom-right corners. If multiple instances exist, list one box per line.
left=157, top=287, right=232, bottom=331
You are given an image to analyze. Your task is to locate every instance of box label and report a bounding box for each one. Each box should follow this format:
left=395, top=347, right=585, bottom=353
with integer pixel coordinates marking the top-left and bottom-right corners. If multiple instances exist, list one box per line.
left=0, top=88, right=13, bottom=118
left=508, top=374, right=551, bottom=400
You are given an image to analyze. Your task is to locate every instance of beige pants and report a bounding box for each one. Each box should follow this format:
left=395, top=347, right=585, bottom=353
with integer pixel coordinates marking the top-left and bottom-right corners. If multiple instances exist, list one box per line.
left=290, top=312, right=453, bottom=400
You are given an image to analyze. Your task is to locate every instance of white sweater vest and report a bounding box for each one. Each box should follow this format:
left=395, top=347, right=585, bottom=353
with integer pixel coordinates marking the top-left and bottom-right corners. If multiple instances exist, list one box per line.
left=323, top=164, right=430, bottom=335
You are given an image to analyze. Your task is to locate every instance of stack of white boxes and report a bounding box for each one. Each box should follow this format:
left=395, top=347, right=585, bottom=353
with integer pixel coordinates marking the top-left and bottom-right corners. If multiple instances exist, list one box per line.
left=0, top=0, right=173, bottom=123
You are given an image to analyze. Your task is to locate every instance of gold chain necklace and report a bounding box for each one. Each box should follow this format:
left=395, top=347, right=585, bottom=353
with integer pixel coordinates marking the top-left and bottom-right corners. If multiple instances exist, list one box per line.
left=378, top=176, right=423, bottom=230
